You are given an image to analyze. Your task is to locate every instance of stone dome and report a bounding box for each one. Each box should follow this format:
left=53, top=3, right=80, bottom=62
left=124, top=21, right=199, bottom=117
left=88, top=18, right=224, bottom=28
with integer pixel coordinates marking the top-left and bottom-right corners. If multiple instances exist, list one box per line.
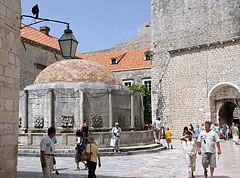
left=34, top=59, right=119, bottom=85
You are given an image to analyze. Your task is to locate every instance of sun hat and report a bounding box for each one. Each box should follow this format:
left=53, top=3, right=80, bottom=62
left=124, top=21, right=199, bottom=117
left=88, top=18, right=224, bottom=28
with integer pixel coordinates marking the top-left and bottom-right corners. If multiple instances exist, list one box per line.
left=87, top=136, right=94, bottom=143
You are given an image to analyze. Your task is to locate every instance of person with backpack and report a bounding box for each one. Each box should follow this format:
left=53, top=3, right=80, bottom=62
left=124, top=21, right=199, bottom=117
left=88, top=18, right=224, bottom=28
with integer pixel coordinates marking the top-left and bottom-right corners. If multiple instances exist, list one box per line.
left=74, top=129, right=87, bottom=171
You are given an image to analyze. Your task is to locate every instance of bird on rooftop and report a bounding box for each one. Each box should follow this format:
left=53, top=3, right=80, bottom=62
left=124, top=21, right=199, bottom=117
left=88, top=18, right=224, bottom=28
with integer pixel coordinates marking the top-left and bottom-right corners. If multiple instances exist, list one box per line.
left=32, top=4, right=39, bottom=19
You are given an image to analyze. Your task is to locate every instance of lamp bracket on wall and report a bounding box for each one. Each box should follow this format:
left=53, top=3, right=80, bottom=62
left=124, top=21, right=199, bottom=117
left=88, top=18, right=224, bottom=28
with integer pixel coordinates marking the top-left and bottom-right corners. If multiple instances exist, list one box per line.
left=21, top=15, right=70, bottom=29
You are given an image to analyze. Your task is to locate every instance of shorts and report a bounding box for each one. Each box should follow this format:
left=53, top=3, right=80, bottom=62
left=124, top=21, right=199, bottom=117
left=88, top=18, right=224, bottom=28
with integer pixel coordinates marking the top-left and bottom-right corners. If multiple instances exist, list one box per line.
left=75, top=150, right=83, bottom=163
left=166, top=139, right=171, bottom=143
left=202, top=152, right=216, bottom=168
left=155, top=130, right=161, bottom=138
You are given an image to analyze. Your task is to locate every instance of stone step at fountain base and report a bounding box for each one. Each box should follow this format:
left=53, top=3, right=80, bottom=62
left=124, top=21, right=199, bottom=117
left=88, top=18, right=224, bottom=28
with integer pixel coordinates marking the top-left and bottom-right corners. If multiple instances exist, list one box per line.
left=18, top=143, right=166, bottom=157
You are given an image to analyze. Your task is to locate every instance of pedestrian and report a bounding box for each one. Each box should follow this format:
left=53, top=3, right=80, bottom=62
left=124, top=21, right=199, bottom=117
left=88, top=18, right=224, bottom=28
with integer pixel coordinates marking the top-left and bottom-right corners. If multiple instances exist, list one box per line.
left=112, top=122, right=122, bottom=152
left=153, top=117, right=162, bottom=144
left=80, top=120, right=89, bottom=141
left=40, top=127, right=56, bottom=178
left=213, top=123, right=220, bottom=138
left=232, top=124, right=239, bottom=145
left=165, top=128, right=173, bottom=149
left=189, top=123, right=194, bottom=132
left=52, top=136, right=57, bottom=144
left=74, top=129, right=87, bottom=171
left=194, top=125, right=200, bottom=140
left=180, top=131, right=197, bottom=178
left=183, top=126, right=189, bottom=136
left=198, top=121, right=221, bottom=178
left=222, top=123, right=228, bottom=140
left=86, top=136, right=101, bottom=178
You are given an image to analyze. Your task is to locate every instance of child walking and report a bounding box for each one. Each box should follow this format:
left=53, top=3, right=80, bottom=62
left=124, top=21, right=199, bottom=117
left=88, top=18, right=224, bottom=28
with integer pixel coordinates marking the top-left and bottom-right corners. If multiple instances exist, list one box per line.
left=180, top=131, right=197, bottom=178
left=165, top=128, right=173, bottom=149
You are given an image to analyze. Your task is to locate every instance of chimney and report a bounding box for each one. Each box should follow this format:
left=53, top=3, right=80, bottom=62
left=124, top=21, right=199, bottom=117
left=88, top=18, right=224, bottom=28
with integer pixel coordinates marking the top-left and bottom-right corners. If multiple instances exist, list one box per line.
left=40, top=26, right=50, bottom=35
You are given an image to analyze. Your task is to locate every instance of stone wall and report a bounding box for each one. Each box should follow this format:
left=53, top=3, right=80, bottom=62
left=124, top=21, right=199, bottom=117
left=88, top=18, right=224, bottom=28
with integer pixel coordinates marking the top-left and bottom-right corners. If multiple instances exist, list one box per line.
left=155, top=39, right=240, bottom=137
left=151, top=0, right=240, bottom=137
left=20, top=40, right=66, bottom=90
left=20, top=82, right=144, bottom=133
left=113, top=68, right=151, bottom=86
left=0, top=0, right=21, bottom=177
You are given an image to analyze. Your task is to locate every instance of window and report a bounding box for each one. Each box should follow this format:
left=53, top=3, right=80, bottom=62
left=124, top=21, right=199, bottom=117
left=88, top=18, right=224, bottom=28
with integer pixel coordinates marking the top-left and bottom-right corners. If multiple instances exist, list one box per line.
left=111, top=58, right=117, bottom=65
left=123, top=80, right=133, bottom=87
left=142, top=79, right=151, bottom=91
left=145, top=54, right=151, bottom=61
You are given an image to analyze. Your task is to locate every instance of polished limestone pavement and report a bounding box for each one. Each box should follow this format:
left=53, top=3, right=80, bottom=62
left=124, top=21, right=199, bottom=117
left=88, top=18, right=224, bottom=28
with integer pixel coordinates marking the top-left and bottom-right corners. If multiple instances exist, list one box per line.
left=17, top=139, right=240, bottom=178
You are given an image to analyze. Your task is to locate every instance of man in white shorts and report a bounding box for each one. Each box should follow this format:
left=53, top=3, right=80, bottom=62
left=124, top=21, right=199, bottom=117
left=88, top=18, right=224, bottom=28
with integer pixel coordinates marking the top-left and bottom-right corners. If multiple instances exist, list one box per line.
left=198, top=121, right=221, bottom=178
left=40, top=127, right=56, bottom=178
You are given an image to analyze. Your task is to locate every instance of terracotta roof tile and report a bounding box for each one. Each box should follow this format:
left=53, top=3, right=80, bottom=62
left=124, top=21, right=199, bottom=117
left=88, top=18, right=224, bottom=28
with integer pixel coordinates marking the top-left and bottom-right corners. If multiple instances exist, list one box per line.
left=20, top=24, right=84, bottom=58
left=86, top=48, right=151, bottom=71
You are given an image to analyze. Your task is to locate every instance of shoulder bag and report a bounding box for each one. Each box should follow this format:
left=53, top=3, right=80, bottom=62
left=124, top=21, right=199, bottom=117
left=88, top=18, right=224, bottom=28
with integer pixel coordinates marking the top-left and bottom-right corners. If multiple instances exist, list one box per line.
left=81, top=144, right=91, bottom=161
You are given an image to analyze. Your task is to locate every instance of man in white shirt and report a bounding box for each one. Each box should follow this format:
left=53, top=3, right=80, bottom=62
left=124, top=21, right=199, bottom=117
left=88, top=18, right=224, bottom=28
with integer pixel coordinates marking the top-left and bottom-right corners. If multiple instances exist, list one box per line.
left=112, top=122, right=122, bottom=152
left=198, top=121, right=221, bottom=178
left=153, top=117, right=162, bottom=144
left=40, top=127, right=56, bottom=178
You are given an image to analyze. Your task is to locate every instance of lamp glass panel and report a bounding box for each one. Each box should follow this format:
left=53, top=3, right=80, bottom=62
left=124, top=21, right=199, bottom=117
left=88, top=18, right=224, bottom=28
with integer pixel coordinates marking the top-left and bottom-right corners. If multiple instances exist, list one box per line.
left=60, top=40, right=71, bottom=57
left=71, top=40, right=78, bottom=57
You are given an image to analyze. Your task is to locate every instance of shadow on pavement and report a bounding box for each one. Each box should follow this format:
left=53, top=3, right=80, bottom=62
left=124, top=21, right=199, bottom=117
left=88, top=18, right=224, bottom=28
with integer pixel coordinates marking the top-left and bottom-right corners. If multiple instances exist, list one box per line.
left=194, top=175, right=230, bottom=178
left=17, top=171, right=133, bottom=178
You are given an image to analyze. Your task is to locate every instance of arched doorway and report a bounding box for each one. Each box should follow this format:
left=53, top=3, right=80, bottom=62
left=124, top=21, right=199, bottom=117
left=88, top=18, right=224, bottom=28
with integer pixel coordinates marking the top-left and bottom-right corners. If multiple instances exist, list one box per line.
left=218, top=101, right=236, bottom=126
left=209, top=82, right=240, bottom=125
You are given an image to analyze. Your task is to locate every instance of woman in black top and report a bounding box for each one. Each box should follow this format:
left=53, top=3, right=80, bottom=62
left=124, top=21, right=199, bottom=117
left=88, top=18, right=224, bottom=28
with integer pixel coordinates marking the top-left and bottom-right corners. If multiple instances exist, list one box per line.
left=80, top=120, right=89, bottom=140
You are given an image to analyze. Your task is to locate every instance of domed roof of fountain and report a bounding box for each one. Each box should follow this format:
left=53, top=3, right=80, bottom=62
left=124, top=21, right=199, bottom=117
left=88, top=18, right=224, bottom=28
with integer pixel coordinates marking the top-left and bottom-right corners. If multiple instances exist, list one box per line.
left=34, top=59, right=119, bottom=85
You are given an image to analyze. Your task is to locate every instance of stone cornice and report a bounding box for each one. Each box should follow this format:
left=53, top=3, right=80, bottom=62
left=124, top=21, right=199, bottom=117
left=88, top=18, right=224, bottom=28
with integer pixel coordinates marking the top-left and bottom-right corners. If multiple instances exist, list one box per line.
left=112, top=67, right=151, bottom=72
left=21, top=37, right=61, bottom=54
left=168, top=36, right=240, bottom=54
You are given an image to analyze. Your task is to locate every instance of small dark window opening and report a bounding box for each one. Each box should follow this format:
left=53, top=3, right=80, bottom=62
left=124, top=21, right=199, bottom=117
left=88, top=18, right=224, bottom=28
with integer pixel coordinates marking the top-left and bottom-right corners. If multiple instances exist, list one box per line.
left=111, top=58, right=117, bottom=65
left=145, top=55, right=151, bottom=61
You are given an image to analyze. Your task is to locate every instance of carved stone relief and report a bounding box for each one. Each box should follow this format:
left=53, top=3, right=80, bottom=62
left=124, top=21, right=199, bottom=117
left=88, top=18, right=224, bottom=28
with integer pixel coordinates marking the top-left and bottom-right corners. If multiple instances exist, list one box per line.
left=61, top=115, right=74, bottom=128
left=34, top=116, right=44, bottom=128
left=118, top=114, right=126, bottom=126
left=91, top=115, right=103, bottom=127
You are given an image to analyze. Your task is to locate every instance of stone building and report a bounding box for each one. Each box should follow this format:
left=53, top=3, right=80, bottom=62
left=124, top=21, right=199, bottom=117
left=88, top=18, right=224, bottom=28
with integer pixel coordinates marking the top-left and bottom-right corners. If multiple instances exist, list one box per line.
left=151, top=0, right=240, bottom=136
left=83, top=22, right=152, bottom=89
left=0, top=0, right=21, bottom=177
left=87, top=48, right=152, bottom=88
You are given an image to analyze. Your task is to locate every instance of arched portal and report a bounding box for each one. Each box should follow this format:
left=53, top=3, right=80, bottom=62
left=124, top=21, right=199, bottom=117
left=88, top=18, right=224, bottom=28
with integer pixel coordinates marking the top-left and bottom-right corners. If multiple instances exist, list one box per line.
left=218, top=102, right=236, bottom=126
left=208, top=82, right=240, bottom=124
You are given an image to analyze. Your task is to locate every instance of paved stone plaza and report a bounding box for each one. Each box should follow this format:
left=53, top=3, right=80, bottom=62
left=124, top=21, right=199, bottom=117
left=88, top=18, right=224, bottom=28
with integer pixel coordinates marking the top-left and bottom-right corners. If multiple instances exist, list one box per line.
left=17, top=139, right=240, bottom=178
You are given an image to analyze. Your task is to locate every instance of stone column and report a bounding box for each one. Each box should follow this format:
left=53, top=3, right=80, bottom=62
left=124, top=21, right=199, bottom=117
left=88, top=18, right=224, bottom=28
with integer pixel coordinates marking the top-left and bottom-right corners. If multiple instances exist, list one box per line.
left=109, top=90, right=113, bottom=129
left=23, top=90, right=29, bottom=133
left=140, top=93, right=144, bottom=130
left=80, top=90, right=84, bottom=126
left=130, top=92, right=135, bottom=130
left=49, top=88, right=54, bottom=127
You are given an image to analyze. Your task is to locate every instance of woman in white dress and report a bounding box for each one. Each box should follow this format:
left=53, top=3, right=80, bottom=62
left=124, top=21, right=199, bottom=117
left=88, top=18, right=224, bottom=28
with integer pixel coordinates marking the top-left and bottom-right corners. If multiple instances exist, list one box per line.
left=180, top=131, right=198, bottom=178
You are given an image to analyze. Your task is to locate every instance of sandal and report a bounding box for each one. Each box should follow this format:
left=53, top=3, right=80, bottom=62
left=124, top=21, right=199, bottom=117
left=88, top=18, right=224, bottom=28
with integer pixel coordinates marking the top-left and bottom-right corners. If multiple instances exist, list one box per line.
left=73, top=167, right=80, bottom=171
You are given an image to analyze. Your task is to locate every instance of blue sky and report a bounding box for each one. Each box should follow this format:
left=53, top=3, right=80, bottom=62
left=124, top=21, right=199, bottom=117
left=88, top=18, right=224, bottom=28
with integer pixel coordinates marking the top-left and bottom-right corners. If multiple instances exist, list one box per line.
left=21, top=0, right=151, bottom=53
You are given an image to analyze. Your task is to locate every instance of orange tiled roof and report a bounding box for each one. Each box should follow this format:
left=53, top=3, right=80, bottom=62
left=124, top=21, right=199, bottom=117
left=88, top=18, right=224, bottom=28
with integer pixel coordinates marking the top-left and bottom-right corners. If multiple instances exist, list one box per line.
left=86, top=48, right=151, bottom=71
left=20, top=24, right=84, bottom=58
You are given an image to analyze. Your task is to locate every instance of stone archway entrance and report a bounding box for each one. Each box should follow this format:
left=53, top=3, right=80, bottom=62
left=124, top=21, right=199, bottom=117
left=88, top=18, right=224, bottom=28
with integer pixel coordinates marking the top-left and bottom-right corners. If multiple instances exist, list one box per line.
left=209, top=83, right=240, bottom=125
left=218, top=101, right=236, bottom=126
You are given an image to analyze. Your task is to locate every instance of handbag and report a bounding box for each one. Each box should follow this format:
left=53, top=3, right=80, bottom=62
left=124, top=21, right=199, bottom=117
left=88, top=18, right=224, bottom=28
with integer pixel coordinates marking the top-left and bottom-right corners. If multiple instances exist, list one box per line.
left=81, top=144, right=91, bottom=161
left=110, top=138, right=115, bottom=147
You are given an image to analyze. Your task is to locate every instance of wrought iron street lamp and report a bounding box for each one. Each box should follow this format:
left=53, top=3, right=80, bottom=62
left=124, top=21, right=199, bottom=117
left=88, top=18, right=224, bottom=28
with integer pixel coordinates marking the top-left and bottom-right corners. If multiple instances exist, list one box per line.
left=58, top=26, right=78, bottom=59
left=21, top=15, right=78, bottom=59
